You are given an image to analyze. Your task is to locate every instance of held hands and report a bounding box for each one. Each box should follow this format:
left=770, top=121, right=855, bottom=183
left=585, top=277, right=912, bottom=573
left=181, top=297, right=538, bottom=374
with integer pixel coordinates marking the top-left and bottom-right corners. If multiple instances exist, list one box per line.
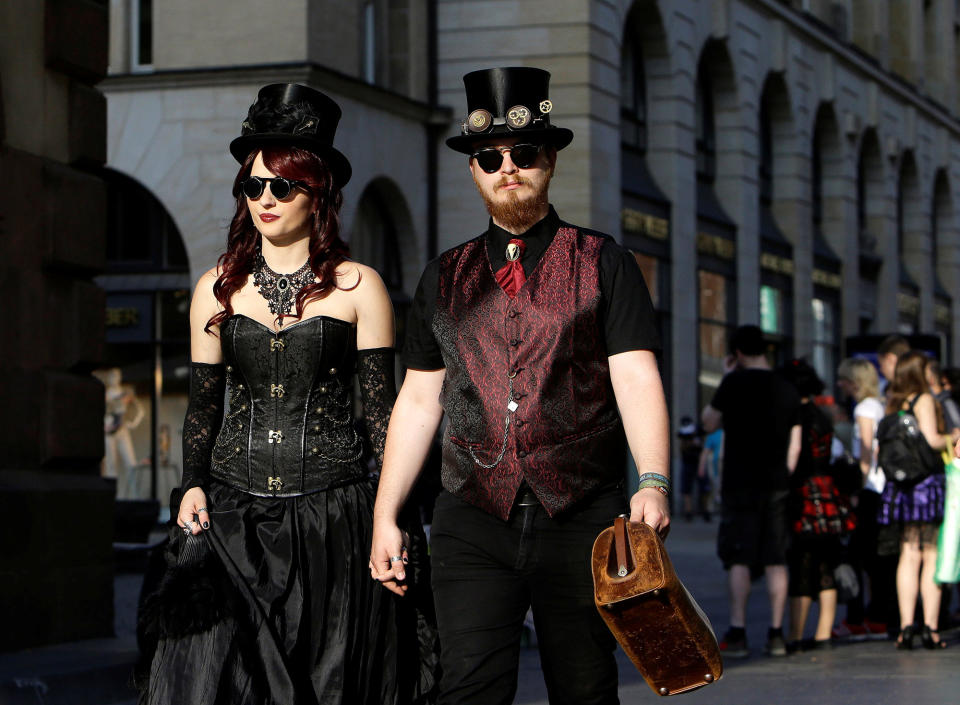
left=178, top=486, right=211, bottom=536
left=629, top=487, right=671, bottom=541
left=369, top=518, right=410, bottom=596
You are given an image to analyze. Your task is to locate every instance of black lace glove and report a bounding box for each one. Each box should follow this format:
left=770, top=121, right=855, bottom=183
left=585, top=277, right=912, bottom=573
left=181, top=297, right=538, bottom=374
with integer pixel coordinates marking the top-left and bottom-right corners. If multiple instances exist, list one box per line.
left=180, top=362, right=226, bottom=493
left=357, top=347, right=397, bottom=470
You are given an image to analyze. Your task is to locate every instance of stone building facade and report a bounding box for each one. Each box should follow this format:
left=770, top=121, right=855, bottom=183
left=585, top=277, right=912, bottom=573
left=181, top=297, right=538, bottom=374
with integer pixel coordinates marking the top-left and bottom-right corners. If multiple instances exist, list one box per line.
left=436, top=0, right=960, bottom=421
left=102, top=0, right=960, bottom=496
left=0, top=0, right=114, bottom=650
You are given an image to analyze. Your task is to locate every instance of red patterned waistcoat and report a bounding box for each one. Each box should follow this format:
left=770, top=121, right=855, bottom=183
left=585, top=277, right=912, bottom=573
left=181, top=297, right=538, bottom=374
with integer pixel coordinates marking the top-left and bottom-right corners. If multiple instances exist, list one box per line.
left=433, top=226, right=626, bottom=520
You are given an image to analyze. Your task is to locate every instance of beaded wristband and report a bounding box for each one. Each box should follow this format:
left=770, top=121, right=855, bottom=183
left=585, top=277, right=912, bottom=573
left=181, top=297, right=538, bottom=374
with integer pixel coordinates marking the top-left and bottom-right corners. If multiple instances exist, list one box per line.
left=638, top=484, right=669, bottom=498
left=637, top=472, right=670, bottom=486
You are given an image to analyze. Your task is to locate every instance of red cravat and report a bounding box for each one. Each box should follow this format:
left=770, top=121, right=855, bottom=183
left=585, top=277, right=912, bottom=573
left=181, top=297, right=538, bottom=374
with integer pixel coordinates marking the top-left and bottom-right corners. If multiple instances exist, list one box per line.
left=495, top=238, right=527, bottom=298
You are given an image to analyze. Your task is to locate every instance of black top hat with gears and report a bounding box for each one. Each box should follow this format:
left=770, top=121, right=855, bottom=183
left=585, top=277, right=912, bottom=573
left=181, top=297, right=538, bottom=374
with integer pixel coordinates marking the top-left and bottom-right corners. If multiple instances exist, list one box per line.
left=229, top=83, right=352, bottom=187
left=446, top=67, right=573, bottom=155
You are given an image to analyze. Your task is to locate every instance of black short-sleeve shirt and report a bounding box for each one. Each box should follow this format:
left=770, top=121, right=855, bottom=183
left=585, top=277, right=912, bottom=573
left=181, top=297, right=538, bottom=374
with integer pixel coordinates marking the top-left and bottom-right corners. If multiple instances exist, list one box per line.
left=402, top=206, right=661, bottom=370
left=710, top=368, right=802, bottom=492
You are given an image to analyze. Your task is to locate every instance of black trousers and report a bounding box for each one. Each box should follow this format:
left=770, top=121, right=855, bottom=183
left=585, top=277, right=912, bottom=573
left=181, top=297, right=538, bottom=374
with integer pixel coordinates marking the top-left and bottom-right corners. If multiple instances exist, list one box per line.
left=430, top=487, right=627, bottom=705
left=846, top=490, right=899, bottom=629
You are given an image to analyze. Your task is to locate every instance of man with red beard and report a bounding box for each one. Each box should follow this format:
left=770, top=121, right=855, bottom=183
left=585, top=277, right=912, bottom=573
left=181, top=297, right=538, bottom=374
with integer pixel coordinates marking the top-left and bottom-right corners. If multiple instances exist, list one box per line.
left=370, top=67, right=670, bottom=705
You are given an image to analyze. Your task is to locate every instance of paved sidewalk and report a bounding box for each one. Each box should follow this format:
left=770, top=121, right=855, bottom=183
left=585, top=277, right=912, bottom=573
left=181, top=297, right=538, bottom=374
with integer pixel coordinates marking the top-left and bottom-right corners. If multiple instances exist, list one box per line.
left=2, top=520, right=957, bottom=704
left=516, top=519, right=960, bottom=705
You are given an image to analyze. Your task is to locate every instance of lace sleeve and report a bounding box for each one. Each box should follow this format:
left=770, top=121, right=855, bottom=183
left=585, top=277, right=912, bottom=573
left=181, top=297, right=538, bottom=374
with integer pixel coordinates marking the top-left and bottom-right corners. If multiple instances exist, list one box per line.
left=180, top=362, right=226, bottom=492
left=357, top=347, right=397, bottom=471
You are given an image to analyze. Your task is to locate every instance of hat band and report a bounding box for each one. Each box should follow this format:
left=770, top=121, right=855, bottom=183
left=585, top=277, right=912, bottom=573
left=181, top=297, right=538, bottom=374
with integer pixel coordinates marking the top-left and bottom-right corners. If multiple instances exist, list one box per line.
left=461, top=100, right=554, bottom=136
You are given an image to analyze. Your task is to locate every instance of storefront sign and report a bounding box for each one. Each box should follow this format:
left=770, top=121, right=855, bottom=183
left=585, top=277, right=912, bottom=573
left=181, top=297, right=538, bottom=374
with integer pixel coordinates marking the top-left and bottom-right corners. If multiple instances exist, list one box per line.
left=621, top=208, right=669, bottom=241
left=936, top=303, right=952, bottom=325
left=812, top=269, right=842, bottom=289
left=106, top=293, right=153, bottom=343
left=696, top=233, right=735, bottom=260
left=897, top=292, right=920, bottom=317
left=760, top=253, right=794, bottom=275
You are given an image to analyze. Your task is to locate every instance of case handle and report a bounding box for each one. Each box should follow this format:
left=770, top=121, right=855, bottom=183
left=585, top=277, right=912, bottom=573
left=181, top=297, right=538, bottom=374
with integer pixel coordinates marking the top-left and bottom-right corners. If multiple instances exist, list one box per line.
left=614, top=514, right=632, bottom=577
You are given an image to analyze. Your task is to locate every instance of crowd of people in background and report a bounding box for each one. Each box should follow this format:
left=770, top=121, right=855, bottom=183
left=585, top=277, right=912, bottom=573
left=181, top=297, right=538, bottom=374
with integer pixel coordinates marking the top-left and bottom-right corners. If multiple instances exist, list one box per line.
left=692, top=328, right=959, bottom=657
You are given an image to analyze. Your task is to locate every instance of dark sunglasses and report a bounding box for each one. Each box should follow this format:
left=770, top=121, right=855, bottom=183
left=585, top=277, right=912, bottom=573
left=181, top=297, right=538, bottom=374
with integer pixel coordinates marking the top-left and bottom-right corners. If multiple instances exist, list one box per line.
left=471, top=143, right=543, bottom=174
left=240, top=176, right=307, bottom=200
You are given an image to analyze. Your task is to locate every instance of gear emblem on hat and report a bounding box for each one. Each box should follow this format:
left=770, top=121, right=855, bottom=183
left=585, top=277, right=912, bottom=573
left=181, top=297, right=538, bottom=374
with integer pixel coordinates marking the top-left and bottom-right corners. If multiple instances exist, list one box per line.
left=467, top=109, right=493, bottom=132
left=506, top=105, right=531, bottom=128
left=539, top=100, right=553, bottom=114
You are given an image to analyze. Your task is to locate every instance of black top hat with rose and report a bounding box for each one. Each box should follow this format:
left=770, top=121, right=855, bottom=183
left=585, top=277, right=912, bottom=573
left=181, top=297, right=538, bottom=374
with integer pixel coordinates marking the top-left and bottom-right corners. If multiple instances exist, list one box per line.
left=229, top=83, right=352, bottom=187
left=446, top=67, right=574, bottom=154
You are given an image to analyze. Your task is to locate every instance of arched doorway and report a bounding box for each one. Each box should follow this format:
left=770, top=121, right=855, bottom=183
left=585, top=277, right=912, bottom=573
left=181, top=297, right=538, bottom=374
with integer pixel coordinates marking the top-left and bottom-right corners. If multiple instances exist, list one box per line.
left=95, top=168, right=191, bottom=514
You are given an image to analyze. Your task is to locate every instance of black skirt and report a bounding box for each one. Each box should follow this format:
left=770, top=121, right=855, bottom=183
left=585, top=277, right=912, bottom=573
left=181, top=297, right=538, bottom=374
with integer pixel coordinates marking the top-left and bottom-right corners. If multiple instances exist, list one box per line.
left=138, top=478, right=437, bottom=705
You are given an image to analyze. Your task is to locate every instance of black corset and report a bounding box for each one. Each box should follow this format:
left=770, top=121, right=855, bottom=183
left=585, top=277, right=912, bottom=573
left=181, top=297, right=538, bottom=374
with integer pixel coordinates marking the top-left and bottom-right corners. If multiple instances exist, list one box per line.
left=209, top=314, right=365, bottom=497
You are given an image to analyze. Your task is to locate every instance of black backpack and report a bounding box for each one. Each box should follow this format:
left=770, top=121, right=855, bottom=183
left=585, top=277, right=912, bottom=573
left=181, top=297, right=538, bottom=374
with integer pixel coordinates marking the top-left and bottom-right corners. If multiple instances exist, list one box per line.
left=876, top=396, right=945, bottom=488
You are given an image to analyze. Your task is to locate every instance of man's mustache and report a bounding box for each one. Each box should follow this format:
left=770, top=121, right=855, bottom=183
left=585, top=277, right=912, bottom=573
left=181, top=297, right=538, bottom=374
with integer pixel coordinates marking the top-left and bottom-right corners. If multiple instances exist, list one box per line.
left=496, top=176, right=530, bottom=189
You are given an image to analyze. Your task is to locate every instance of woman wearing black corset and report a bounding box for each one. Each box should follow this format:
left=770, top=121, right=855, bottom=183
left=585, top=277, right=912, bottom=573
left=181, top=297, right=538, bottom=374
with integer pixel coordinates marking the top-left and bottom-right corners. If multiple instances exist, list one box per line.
left=136, top=84, right=436, bottom=705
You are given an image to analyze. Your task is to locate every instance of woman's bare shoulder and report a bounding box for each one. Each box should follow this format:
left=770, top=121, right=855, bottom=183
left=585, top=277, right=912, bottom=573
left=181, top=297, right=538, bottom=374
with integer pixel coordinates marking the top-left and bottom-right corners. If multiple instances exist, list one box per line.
left=336, top=260, right=386, bottom=293
left=191, top=266, right=223, bottom=317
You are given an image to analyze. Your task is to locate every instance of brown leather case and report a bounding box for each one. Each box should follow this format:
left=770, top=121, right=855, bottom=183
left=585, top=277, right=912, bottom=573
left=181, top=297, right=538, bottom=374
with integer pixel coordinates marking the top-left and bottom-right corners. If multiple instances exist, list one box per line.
left=591, top=517, right=723, bottom=696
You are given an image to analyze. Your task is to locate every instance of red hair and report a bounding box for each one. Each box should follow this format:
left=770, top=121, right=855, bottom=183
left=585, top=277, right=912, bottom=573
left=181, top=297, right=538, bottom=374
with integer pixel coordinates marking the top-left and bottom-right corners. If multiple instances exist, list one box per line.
left=205, top=146, right=351, bottom=332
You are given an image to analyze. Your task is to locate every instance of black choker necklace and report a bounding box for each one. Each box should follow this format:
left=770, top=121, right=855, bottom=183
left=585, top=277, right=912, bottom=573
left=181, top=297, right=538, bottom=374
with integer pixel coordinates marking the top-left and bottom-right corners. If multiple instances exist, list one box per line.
left=252, top=252, right=315, bottom=321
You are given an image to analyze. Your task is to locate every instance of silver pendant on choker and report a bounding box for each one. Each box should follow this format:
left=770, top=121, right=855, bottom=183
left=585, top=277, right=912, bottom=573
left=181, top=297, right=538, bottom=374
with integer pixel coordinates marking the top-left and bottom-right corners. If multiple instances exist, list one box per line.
left=252, top=252, right=315, bottom=320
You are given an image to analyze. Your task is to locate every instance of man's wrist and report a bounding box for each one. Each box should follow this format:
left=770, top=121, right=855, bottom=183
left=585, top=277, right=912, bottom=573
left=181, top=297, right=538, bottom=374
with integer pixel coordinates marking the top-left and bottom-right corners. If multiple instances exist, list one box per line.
left=636, top=471, right=671, bottom=497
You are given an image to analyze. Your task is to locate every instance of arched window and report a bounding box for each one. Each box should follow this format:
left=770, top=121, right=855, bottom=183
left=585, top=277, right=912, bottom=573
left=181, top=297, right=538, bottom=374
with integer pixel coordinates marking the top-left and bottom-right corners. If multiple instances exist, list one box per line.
left=933, top=170, right=953, bottom=356
left=896, top=156, right=921, bottom=333
left=857, top=131, right=883, bottom=333
left=757, top=77, right=794, bottom=364
left=694, top=41, right=738, bottom=411
left=620, top=33, right=647, bottom=153
left=810, top=105, right=843, bottom=388
left=619, top=11, right=672, bottom=409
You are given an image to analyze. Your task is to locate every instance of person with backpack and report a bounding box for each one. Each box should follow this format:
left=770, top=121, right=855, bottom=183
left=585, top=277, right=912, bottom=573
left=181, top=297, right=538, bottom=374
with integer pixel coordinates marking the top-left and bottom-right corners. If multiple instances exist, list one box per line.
left=876, top=351, right=949, bottom=649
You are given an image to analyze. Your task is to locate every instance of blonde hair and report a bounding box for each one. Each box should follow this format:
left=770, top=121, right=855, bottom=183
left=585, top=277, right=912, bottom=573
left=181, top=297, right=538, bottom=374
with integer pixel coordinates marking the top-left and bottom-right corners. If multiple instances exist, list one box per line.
left=837, top=357, right=880, bottom=402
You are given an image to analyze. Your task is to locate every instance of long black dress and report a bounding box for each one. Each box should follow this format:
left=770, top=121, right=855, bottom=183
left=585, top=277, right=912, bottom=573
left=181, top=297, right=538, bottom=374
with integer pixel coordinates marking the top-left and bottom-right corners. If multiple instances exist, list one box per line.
left=138, top=314, right=436, bottom=705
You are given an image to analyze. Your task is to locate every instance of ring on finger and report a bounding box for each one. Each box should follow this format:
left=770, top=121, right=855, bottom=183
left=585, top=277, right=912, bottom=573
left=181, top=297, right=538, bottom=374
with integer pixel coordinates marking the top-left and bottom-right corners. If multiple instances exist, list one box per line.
left=389, top=555, right=403, bottom=562
left=183, top=520, right=196, bottom=531
left=196, top=507, right=208, bottom=513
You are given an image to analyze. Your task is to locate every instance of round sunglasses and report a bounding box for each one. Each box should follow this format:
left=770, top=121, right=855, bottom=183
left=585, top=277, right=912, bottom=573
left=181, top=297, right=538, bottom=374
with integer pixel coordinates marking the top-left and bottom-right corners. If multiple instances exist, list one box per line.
left=240, top=176, right=307, bottom=200
left=471, top=143, right=543, bottom=174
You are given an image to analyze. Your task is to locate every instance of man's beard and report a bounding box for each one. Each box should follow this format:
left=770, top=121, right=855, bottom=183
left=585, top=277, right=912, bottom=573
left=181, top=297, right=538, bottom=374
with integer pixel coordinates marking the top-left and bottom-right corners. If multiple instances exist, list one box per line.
left=475, top=173, right=550, bottom=233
